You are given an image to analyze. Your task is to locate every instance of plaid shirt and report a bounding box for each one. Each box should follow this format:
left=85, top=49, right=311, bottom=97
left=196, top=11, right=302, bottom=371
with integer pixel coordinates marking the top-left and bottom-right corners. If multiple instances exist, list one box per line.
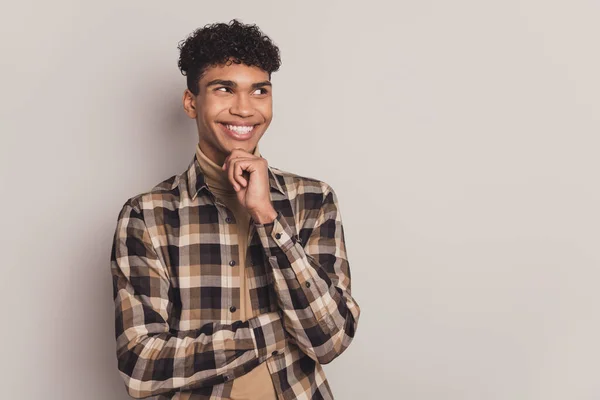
left=110, top=151, right=361, bottom=399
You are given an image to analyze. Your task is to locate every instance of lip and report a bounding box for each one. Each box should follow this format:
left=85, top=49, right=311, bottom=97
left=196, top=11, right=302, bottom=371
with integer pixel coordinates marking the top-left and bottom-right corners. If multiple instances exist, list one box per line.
left=220, top=121, right=258, bottom=127
left=218, top=122, right=258, bottom=141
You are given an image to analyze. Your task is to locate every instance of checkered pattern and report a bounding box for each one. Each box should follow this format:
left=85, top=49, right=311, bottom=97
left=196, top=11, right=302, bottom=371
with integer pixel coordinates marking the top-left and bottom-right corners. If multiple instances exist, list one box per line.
left=110, top=151, right=360, bottom=399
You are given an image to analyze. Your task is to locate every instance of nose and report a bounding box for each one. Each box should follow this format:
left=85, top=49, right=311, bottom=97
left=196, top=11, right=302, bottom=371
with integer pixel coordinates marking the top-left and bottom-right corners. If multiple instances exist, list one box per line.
left=230, top=93, right=254, bottom=117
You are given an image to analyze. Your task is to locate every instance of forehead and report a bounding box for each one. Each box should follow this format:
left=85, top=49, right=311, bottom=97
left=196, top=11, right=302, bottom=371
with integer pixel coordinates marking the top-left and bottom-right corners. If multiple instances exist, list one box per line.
left=200, top=62, right=270, bottom=86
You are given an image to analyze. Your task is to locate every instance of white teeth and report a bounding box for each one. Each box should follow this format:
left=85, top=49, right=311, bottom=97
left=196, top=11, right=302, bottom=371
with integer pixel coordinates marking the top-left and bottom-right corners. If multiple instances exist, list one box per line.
left=225, top=124, right=254, bottom=134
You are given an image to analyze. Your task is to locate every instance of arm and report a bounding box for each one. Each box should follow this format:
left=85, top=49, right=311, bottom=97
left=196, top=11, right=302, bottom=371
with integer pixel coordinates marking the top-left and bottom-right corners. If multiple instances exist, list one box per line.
left=253, top=184, right=360, bottom=364
left=110, top=200, right=286, bottom=399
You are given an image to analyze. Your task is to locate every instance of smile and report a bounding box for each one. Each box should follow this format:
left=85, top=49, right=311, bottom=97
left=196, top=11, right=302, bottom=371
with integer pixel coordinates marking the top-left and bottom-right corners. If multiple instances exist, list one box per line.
left=218, top=122, right=257, bottom=140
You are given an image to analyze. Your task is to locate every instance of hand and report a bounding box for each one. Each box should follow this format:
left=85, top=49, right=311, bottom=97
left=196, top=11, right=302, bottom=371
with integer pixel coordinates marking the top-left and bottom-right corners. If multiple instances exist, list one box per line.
left=221, top=148, right=278, bottom=223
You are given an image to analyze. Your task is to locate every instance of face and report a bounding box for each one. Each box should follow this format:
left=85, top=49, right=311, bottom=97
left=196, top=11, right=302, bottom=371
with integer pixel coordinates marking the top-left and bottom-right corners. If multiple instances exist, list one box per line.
left=182, top=61, right=273, bottom=165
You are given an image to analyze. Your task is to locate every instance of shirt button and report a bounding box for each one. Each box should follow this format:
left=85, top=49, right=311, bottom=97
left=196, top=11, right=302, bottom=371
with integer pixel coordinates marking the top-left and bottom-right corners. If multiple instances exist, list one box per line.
left=272, top=350, right=278, bottom=356
left=223, top=375, right=230, bottom=382
left=275, top=233, right=281, bottom=239
left=250, top=259, right=254, bottom=266
left=305, top=281, right=311, bottom=288
left=229, top=260, right=236, bottom=267
left=229, top=305, right=237, bottom=312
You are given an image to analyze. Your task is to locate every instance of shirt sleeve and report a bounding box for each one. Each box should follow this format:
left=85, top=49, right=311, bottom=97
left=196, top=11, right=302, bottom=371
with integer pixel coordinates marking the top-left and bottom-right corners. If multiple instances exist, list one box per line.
left=110, top=200, right=287, bottom=399
left=253, top=184, right=361, bottom=364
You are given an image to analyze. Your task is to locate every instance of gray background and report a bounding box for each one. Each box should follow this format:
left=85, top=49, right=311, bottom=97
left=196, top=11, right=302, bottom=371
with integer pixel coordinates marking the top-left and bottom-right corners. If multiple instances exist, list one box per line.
left=1, top=1, right=599, bottom=399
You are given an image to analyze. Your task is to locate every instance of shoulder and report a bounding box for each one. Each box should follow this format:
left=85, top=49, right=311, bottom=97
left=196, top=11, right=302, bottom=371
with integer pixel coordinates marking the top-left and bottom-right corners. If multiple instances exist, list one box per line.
left=269, top=165, right=334, bottom=196
left=119, top=172, right=183, bottom=216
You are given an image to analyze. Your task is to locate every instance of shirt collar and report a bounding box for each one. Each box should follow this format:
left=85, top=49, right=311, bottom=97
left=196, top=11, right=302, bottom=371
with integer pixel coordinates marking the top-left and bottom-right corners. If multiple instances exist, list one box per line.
left=186, top=150, right=286, bottom=201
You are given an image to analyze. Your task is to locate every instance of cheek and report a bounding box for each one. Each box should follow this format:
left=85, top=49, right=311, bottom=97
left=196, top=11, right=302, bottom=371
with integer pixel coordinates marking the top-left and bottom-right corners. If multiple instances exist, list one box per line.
left=258, top=101, right=273, bottom=121
left=201, top=102, right=227, bottom=123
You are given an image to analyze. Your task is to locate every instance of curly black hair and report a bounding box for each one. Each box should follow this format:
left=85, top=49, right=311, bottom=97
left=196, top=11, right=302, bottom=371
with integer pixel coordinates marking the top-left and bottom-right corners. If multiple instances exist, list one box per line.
left=177, top=19, right=281, bottom=95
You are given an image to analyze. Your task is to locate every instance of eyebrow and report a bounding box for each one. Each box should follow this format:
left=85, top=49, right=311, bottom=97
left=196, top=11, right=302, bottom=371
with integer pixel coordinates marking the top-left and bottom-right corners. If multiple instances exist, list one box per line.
left=205, top=79, right=272, bottom=90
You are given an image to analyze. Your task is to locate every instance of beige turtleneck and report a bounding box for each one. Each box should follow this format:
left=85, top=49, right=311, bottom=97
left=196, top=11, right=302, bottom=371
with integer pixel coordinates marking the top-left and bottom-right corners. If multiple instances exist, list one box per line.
left=195, top=143, right=278, bottom=400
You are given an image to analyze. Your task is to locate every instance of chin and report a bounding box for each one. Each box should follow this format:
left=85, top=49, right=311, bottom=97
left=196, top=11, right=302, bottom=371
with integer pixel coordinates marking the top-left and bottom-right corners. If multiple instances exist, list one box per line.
left=218, top=138, right=253, bottom=153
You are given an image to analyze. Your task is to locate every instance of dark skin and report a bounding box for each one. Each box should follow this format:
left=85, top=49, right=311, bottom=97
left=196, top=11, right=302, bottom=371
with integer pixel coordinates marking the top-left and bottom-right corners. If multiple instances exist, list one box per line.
left=182, top=60, right=278, bottom=224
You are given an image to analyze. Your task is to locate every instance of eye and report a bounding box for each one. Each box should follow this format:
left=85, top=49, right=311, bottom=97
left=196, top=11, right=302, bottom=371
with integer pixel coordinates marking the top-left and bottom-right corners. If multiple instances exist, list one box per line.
left=253, top=88, right=269, bottom=95
left=216, top=87, right=232, bottom=93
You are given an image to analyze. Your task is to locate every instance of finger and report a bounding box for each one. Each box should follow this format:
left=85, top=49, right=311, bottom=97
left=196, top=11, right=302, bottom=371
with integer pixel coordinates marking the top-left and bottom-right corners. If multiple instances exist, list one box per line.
left=221, top=154, right=230, bottom=171
left=226, top=157, right=239, bottom=190
left=234, top=160, right=249, bottom=188
left=228, top=157, right=249, bottom=191
left=231, top=158, right=252, bottom=190
left=222, top=150, right=254, bottom=171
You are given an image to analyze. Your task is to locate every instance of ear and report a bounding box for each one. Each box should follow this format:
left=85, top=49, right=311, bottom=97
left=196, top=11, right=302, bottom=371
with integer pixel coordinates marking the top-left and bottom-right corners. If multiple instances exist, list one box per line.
left=182, top=89, right=197, bottom=119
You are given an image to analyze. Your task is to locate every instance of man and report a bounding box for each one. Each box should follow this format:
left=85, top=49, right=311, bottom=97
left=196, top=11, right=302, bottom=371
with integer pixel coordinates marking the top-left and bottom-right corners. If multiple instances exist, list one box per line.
left=110, top=19, right=360, bottom=400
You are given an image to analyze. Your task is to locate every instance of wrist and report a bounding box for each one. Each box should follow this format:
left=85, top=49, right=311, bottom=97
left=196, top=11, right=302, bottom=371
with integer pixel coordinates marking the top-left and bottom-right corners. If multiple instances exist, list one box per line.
left=251, top=207, right=278, bottom=224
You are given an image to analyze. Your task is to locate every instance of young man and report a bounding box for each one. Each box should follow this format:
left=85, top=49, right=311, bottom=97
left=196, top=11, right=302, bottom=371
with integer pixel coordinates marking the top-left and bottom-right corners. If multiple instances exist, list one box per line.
left=110, top=19, right=360, bottom=400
